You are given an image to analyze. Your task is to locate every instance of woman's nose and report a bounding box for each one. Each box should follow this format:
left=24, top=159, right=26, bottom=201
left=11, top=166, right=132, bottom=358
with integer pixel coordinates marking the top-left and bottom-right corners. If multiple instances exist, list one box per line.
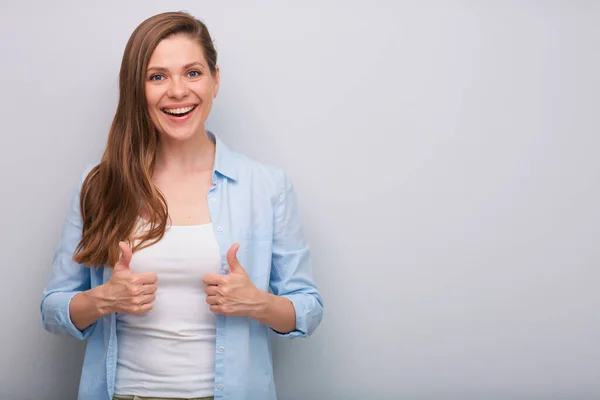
left=167, top=77, right=189, bottom=99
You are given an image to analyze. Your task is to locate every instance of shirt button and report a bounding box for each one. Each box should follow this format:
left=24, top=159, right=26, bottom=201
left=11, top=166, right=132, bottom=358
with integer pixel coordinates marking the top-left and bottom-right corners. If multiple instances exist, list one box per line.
left=217, top=226, right=223, bottom=232
left=222, top=265, right=230, bottom=273
left=208, top=196, right=216, bottom=202
left=217, top=383, right=224, bottom=390
left=218, top=345, right=225, bottom=352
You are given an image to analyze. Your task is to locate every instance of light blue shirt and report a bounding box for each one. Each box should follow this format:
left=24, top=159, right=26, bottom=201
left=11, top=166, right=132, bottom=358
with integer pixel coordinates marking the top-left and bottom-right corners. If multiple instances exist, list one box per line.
left=41, top=131, right=324, bottom=400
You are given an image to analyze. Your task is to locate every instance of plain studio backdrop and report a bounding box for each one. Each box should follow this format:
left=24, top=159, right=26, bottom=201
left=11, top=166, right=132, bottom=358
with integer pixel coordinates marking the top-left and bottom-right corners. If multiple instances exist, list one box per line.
left=0, top=1, right=598, bottom=399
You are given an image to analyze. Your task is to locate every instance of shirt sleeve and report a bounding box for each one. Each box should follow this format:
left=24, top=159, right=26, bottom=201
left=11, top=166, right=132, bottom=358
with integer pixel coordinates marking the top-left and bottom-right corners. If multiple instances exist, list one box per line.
left=269, top=171, right=324, bottom=338
left=40, top=168, right=94, bottom=340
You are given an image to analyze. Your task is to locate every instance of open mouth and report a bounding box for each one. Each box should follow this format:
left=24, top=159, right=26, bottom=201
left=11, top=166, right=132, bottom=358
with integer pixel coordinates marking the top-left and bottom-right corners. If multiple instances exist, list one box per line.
left=161, top=105, right=198, bottom=118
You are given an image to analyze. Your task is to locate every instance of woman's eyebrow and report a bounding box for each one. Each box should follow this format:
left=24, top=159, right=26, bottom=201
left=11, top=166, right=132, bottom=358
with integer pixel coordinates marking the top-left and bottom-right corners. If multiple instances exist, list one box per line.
left=147, top=62, right=206, bottom=72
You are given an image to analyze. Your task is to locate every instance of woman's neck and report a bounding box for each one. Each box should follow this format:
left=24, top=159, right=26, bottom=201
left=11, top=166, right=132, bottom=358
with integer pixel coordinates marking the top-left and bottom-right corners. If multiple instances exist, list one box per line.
left=154, top=129, right=215, bottom=174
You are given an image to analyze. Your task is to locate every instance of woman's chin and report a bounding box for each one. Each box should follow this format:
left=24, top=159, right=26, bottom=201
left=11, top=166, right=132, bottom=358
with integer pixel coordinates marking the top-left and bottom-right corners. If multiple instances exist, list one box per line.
left=159, top=125, right=205, bottom=142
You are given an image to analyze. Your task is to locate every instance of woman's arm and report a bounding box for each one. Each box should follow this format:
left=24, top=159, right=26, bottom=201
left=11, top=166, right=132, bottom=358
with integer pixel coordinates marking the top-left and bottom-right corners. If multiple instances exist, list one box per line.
left=68, top=286, right=109, bottom=331
left=202, top=171, right=323, bottom=336
left=267, top=171, right=324, bottom=338
left=41, top=168, right=96, bottom=340
left=251, top=291, right=296, bottom=334
left=69, top=241, right=159, bottom=331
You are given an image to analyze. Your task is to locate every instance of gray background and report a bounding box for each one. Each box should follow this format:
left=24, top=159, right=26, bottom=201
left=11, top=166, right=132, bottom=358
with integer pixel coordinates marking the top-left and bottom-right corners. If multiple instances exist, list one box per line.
left=1, top=1, right=599, bottom=399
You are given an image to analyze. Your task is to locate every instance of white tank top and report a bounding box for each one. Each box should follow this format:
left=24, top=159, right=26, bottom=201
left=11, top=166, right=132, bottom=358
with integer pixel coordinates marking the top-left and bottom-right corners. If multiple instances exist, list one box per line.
left=114, top=222, right=220, bottom=397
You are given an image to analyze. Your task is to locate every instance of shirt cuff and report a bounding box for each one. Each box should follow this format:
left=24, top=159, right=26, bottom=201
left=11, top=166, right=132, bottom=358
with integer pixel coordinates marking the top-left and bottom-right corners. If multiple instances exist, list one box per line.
left=42, top=291, right=94, bottom=340
left=272, top=293, right=308, bottom=338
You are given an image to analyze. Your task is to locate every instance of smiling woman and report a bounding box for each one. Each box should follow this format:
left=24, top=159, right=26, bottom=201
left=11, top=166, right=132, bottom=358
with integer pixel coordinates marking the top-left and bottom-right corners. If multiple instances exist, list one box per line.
left=40, top=11, right=323, bottom=400
left=146, top=39, right=219, bottom=141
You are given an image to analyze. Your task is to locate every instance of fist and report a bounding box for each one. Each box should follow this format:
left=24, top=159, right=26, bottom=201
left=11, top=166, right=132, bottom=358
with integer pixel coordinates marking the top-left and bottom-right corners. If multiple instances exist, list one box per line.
left=101, top=241, right=158, bottom=314
left=202, top=243, right=265, bottom=316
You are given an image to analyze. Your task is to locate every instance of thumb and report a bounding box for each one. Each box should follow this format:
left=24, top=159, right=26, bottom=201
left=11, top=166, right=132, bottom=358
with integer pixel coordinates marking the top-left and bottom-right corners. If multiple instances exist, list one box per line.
left=116, top=241, right=132, bottom=271
left=226, top=243, right=244, bottom=273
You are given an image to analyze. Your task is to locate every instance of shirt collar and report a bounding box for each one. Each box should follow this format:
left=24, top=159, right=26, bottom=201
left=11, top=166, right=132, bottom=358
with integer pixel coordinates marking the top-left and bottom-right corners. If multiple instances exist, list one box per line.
left=207, top=130, right=238, bottom=181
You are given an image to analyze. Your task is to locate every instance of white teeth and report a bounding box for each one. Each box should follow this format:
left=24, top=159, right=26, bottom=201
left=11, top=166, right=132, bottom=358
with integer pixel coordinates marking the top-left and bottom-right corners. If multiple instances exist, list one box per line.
left=163, top=106, right=195, bottom=115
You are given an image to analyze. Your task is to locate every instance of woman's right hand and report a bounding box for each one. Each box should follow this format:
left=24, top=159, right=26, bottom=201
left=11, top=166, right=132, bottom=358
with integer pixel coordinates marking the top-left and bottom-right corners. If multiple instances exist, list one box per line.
left=99, top=241, right=158, bottom=314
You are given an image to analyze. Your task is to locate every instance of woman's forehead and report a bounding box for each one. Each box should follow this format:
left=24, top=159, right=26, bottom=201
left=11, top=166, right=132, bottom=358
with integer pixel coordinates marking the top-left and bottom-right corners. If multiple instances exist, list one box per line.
left=149, top=35, right=206, bottom=67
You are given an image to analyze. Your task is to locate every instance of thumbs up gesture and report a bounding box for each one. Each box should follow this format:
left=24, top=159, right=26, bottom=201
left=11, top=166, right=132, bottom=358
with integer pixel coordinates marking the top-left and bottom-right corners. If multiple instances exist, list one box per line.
left=100, top=241, right=158, bottom=314
left=202, top=243, right=265, bottom=317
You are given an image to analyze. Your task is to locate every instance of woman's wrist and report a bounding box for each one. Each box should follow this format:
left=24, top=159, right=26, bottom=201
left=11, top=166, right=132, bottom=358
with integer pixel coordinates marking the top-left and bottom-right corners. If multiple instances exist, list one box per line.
left=69, top=285, right=112, bottom=331
left=86, top=285, right=112, bottom=316
left=249, top=290, right=296, bottom=333
left=248, top=289, right=271, bottom=320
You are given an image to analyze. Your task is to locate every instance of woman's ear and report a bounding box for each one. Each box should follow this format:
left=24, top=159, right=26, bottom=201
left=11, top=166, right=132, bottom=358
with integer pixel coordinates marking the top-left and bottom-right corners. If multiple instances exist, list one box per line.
left=213, top=65, right=220, bottom=98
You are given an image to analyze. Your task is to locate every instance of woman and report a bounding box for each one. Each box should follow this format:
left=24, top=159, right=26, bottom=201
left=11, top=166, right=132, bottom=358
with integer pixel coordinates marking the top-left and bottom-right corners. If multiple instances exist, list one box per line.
left=41, top=11, right=323, bottom=400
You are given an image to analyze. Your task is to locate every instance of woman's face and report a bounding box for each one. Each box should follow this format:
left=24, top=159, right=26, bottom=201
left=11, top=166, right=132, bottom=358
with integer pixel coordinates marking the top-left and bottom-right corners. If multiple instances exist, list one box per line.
left=145, top=34, right=219, bottom=142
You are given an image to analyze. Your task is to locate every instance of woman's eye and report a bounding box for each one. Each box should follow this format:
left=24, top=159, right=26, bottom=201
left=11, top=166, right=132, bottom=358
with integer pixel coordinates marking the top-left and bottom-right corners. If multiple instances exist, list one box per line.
left=149, top=74, right=164, bottom=81
left=188, top=70, right=201, bottom=78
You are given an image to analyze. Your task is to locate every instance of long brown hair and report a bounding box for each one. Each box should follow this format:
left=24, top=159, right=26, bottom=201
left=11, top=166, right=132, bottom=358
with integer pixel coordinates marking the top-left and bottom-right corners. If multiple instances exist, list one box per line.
left=73, top=12, right=218, bottom=268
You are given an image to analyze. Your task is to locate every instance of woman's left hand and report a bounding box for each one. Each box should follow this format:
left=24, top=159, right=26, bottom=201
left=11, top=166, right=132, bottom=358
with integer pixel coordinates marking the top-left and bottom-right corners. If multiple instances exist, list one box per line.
left=202, top=243, right=266, bottom=317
